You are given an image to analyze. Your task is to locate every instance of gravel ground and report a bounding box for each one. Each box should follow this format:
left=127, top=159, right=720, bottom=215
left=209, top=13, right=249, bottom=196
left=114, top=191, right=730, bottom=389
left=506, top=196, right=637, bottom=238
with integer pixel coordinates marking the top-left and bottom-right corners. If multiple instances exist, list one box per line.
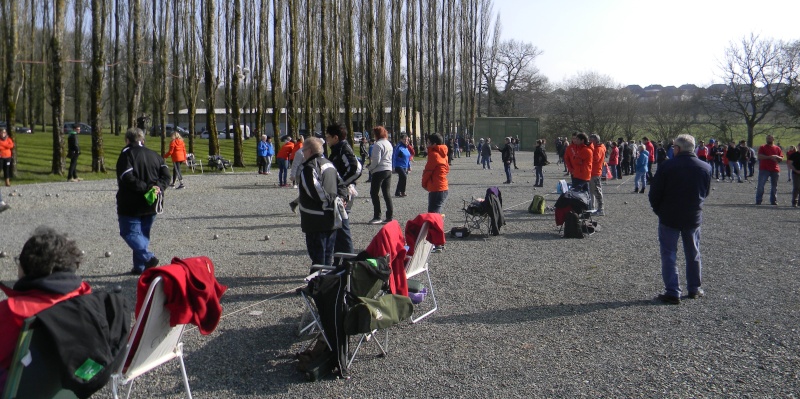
left=1, top=152, right=799, bottom=398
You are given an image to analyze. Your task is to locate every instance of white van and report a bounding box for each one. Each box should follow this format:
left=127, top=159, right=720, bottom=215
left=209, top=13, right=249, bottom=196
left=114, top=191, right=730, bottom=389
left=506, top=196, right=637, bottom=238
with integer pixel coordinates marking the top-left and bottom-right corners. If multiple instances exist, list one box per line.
left=225, top=125, right=251, bottom=139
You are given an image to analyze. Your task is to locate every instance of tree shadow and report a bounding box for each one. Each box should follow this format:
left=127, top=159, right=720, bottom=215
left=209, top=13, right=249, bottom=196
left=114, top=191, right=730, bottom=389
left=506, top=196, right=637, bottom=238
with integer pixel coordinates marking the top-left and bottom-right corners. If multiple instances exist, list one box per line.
left=501, top=231, right=562, bottom=241
left=432, top=299, right=654, bottom=325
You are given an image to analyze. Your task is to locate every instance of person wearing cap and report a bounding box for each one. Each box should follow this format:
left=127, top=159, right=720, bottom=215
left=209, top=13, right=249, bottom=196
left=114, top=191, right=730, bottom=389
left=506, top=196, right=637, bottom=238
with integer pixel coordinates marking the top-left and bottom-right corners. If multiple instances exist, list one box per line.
left=67, top=126, right=82, bottom=182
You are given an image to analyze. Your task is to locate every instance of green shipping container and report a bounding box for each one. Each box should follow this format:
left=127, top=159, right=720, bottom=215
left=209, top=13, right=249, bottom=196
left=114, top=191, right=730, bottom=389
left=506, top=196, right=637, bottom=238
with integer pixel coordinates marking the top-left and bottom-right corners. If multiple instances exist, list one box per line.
left=473, top=117, right=540, bottom=151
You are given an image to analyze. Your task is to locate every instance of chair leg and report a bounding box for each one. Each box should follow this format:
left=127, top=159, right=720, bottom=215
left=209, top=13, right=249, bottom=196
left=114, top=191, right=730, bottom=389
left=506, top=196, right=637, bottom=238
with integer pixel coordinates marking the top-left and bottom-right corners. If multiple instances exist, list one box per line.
left=411, top=269, right=438, bottom=323
left=176, top=343, right=193, bottom=399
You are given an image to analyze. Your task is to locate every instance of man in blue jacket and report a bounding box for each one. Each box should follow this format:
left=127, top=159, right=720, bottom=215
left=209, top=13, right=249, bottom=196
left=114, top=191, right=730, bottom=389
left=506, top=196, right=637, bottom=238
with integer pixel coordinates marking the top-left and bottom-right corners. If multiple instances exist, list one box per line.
left=649, top=134, right=711, bottom=304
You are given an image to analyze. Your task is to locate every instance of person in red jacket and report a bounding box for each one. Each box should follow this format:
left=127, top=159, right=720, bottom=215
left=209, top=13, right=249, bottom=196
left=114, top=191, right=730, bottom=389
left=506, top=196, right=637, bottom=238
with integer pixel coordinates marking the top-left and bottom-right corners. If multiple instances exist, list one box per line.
left=163, top=132, right=187, bottom=189
left=276, top=137, right=295, bottom=187
left=422, top=133, right=450, bottom=214
left=0, top=227, right=91, bottom=391
left=0, top=127, right=14, bottom=187
left=570, top=133, right=593, bottom=190
left=608, top=141, right=620, bottom=179
left=643, top=136, right=656, bottom=183
left=589, top=134, right=606, bottom=215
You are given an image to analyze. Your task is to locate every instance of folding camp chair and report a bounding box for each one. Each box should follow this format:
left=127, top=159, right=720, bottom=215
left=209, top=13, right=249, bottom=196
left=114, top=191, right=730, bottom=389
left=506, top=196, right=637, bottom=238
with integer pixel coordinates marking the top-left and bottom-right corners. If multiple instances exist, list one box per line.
left=111, top=276, right=192, bottom=399
left=461, top=187, right=504, bottom=236
left=186, top=153, right=203, bottom=173
left=404, top=221, right=438, bottom=323
left=1, top=317, right=78, bottom=399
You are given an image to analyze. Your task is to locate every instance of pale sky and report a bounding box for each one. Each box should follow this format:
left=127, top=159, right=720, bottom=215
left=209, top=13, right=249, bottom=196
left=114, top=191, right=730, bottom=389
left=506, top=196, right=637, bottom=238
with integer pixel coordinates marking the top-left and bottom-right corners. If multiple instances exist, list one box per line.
left=492, top=0, right=800, bottom=88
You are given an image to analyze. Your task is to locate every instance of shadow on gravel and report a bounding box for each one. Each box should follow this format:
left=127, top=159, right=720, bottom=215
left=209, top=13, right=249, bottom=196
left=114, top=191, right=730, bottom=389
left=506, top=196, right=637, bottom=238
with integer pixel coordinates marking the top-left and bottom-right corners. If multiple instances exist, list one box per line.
left=186, top=323, right=304, bottom=395
left=501, top=231, right=562, bottom=241
left=172, top=213, right=281, bottom=220
left=432, top=299, right=653, bottom=325
left=703, top=203, right=760, bottom=209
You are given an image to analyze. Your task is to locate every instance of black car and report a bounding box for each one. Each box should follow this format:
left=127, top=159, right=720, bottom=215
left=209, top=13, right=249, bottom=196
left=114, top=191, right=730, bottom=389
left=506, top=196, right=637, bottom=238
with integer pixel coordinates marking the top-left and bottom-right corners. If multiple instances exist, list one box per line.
left=63, top=122, right=92, bottom=134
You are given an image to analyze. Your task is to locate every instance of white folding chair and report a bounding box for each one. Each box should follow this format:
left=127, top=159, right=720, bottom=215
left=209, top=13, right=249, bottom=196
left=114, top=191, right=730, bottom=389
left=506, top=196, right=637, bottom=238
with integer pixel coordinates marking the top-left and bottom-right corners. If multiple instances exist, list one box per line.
left=111, top=277, right=192, bottom=399
left=405, top=222, right=438, bottom=323
left=186, top=153, right=203, bottom=174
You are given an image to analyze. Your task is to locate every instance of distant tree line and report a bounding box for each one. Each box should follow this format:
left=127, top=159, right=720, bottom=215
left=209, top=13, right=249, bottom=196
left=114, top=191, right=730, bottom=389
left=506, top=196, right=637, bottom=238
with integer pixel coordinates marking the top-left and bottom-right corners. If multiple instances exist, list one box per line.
left=1, top=1, right=798, bottom=177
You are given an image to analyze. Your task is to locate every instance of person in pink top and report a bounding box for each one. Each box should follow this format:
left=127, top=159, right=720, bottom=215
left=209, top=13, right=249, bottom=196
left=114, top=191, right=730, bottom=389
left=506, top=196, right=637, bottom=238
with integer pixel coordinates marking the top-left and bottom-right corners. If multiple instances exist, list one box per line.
left=755, top=134, right=783, bottom=205
left=608, top=141, right=620, bottom=179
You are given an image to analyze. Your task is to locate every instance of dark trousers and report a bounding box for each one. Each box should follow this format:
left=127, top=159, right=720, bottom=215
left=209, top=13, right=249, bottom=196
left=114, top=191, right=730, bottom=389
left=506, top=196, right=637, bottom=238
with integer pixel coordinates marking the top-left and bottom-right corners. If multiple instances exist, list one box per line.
left=370, top=170, right=393, bottom=220
left=534, top=165, right=543, bottom=186
left=172, top=161, right=184, bottom=184
left=333, top=218, right=354, bottom=265
left=394, top=167, right=407, bottom=195
left=67, top=155, right=79, bottom=180
left=647, top=160, right=654, bottom=182
left=306, top=230, right=336, bottom=267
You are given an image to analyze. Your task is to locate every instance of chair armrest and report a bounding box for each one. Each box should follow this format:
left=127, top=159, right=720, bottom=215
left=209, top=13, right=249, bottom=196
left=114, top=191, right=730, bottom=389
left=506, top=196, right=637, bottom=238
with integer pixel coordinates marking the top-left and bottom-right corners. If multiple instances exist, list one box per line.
left=333, top=252, right=358, bottom=259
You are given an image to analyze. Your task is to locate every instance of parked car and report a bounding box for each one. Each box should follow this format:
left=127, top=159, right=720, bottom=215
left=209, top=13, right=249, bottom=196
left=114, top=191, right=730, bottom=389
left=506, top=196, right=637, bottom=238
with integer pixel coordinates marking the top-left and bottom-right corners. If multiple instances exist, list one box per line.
left=199, top=129, right=226, bottom=139
left=151, top=124, right=190, bottom=137
left=224, top=124, right=251, bottom=140
left=15, top=126, right=32, bottom=134
left=63, top=122, right=92, bottom=134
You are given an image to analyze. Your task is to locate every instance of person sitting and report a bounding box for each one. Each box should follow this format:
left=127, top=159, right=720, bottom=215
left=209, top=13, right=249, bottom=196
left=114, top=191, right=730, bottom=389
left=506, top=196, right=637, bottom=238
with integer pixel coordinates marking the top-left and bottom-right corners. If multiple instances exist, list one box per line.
left=0, top=226, right=91, bottom=391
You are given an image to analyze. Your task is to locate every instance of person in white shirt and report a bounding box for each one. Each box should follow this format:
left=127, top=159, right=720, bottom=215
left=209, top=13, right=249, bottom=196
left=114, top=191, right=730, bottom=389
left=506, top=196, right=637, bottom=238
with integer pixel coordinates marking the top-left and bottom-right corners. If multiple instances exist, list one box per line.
left=367, top=126, right=394, bottom=224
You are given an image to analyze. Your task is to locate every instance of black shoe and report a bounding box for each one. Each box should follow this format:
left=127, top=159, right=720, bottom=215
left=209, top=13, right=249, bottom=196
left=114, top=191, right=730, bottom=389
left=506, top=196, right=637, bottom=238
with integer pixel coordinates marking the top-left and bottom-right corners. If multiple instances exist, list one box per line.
left=176, top=183, right=185, bottom=189
left=368, top=218, right=382, bottom=225
left=771, top=202, right=778, bottom=206
left=130, top=268, right=144, bottom=276
left=0, top=203, right=9, bottom=213
left=640, top=188, right=646, bottom=194
left=687, top=290, right=705, bottom=299
left=290, top=201, right=298, bottom=214
left=657, top=294, right=680, bottom=305
left=145, top=256, right=160, bottom=270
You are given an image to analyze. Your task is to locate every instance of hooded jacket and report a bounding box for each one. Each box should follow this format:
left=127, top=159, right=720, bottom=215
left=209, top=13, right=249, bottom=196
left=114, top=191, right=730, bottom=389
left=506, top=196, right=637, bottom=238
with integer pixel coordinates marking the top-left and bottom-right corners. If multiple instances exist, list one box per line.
left=298, top=154, right=348, bottom=233
left=328, top=139, right=362, bottom=185
left=0, top=136, right=14, bottom=158
left=571, top=143, right=593, bottom=181
left=422, top=144, right=449, bottom=193
left=591, top=143, right=606, bottom=177
left=0, top=273, right=92, bottom=375
left=163, top=138, right=187, bottom=163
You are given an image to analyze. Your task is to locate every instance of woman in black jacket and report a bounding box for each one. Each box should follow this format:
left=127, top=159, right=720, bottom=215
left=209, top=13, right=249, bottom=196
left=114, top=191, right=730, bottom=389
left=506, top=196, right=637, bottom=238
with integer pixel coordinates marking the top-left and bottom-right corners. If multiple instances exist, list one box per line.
left=533, top=139, right=548, bottom=187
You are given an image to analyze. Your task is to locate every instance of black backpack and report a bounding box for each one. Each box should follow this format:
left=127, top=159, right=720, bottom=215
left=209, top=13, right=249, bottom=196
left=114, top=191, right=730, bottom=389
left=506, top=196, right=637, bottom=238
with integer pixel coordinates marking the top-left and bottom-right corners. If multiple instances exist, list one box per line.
left=563, top=211, right=585, bottom=239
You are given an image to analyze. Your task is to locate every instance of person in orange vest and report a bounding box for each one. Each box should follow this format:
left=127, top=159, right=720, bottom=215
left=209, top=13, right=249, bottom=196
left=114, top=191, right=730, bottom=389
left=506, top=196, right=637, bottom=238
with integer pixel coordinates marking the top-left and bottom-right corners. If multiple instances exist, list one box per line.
left=570, top=133, right=593, bottom=191
left=0, top=127, right=15, bottom=187
left=163, top=132, right=187, bottom=189
left=589, top=134, right=606, bottom=215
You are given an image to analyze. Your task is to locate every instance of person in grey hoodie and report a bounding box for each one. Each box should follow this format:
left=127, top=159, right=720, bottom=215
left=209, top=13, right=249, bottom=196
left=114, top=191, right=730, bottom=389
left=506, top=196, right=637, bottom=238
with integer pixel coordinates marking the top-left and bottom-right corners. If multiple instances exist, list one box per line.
left=367, top=126, right=394, bottom=224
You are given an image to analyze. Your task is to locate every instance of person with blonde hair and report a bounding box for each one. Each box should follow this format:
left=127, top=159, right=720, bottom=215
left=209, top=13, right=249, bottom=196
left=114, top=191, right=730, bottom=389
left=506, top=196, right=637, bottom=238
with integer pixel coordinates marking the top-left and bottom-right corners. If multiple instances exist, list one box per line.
left=163, top=131, right=187, bottom=189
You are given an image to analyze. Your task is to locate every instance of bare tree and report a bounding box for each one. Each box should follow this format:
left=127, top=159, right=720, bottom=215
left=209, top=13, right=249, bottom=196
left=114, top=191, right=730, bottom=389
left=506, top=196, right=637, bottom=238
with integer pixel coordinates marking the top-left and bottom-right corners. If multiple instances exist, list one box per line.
left=643, top=92, right=694, bottom=142
left=270, top=0, right=284, bottom=144
left=73, top=0, right=85, bottom=123
left=126, top=0, right=143, bottom=128
left=89, top=0, right=107, bottom=172
left=340, top=0, right=355, bottom=137
left=50, top=0, right=67, bottom=174
left=2, top=0, right=20, bottom=175
left=714, top=34, right=794, bottom=146
left=202, top=0, right=219, bottom=155
left=547, top=71, right=622, bottom=138
left=231, top=0, right=244, bottom=166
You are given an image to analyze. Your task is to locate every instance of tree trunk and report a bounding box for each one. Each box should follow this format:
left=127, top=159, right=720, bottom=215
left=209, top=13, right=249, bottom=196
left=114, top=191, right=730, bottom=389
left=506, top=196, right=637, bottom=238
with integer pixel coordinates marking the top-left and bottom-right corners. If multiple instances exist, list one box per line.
left=73, top=0, right=84, bottom=123
left=50, top=0, right=67, bottom=175
left=127, top=0, right=142, bottom=129
left=203, top=0, right=219, bottom=155
left=3, top=0, right=18, bottom=176
left=231, top=0, right=244, bottom=166
left=90, top=0, right=107, bottom=172
left=270, top=0, right=284, bottom=144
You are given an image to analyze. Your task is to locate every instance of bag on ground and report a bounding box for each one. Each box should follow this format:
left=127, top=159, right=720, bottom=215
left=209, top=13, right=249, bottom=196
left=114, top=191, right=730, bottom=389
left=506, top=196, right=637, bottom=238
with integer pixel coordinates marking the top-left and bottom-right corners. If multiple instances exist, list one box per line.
left=563, top=211, right=585, bottom=239
left=528, top=195, right=546, bottom=214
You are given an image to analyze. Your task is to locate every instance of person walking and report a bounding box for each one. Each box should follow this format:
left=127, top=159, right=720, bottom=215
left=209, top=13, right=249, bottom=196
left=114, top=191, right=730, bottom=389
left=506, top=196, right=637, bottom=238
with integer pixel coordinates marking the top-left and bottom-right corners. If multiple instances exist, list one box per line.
left=163, top=132, right=187, bottom=189
left=66, top=127, right=81, bottom=182
left=649, top=134, right=711, bottom=304
left=422, top=133, right=450, bottom=214
left=115, top=128, right=171, bottom=275
left=393, top=134, right=411, bottom=197
left=634, top=144, right=649, bottom=193
left=755, top=134, right=783, bottom=205
left=367, top=126, right=394, bottom=224
left=533, top=139, right=547, bottom=187
left=481, top=138, right=492, bottom=169
left=607, top=141, right=619, bottom=179
left=0, top=128, right=13, bottom=187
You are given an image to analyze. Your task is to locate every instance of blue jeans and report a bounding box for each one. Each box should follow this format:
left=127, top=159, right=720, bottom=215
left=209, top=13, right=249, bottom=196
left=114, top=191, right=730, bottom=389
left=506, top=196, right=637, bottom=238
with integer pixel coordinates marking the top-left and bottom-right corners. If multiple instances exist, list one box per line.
left=306, top=230, right=336, bottom=267
left=504, top=162, right=512, bottom=183
left=635, top=172, right=647, bottom=190
left=428, top=190, right=448, bottom=214
left=534, top=165, right=543, bottom=186
left=729, top=161, right=741, bottom=182
left=482, top=156, right=491, bottom=169
left=658, top=223, right=702, bottom=297
left=278, top=158, right=289, bottom=185
left=756, top=170, right=779, bottom=204
left=118, top=214, right=156, bottom=272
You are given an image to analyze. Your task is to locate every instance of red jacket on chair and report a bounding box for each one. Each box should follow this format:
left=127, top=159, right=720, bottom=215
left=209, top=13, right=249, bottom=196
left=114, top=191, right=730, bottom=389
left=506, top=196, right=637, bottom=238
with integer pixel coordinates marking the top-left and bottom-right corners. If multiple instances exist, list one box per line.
left=136, top=256, right=227, bottom=335
left=365, top=220, right=409, bottom=296
left=405, top=213, right=445, bottom=256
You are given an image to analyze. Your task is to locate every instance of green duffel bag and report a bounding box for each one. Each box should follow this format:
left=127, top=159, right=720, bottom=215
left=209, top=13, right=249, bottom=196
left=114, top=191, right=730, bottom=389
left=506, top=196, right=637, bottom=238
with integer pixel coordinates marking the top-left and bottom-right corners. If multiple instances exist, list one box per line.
left=345, top=294, right=414, bottom=335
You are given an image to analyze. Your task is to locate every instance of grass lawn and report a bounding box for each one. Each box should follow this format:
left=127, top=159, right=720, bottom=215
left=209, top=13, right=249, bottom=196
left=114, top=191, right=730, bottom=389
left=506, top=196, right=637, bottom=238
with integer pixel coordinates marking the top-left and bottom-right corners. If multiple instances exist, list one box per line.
left=8, top=130, right=263, bottom=185
left=7, top=129, right=391, bottom=185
